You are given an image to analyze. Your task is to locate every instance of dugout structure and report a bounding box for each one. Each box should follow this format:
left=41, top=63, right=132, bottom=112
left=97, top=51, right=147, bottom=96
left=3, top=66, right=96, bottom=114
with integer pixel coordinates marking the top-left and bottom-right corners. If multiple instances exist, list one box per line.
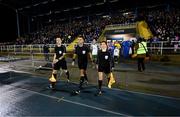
left=99, top=21, right=153, bottom=42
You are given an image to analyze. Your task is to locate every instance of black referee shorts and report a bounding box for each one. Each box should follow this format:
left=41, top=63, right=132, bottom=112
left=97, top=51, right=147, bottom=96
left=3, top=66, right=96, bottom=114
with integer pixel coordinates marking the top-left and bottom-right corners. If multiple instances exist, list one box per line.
left=53, top=60, right=67, bottom=70
left=78, top=61, right=88, bottom=70
left=98, top=65, right=111, bottom=74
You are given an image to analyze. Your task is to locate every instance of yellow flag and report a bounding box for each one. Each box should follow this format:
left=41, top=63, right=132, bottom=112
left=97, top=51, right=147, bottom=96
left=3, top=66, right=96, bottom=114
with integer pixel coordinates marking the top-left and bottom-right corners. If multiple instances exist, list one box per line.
left=136, top=21, right=153, bottom=40
left=108, top=72, right=116, bottom=88
left=49, top=74, right=56, bottom=83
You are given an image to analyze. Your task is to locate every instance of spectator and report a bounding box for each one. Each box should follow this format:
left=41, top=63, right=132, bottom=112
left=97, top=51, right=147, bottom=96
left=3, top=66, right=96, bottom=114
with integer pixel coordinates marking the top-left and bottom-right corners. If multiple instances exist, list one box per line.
left=43, top=43, right=50, bottom=61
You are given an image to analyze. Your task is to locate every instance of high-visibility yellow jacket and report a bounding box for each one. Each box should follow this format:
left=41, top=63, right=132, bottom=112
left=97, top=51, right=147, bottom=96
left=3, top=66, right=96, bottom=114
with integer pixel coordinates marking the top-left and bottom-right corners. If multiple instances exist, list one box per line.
left=137, top=41, right=147, bottom=55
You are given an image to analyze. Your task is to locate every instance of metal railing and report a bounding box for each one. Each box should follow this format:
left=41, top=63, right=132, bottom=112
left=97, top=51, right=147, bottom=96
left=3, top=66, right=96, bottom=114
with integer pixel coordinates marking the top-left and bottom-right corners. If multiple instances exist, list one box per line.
left=0, top=41, right=180, bottom=55
left=105, top=23, right=136, bottom=30
left=148, top=41, right=180, bottom=55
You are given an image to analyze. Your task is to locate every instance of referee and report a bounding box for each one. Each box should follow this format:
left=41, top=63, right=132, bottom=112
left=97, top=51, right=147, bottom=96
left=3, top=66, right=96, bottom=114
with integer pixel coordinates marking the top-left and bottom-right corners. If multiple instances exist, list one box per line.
left=72, top=35, right=93, bottom=94
left=96, top=41, right=115, bottom=95
left=48, top=37, right=70, bottom=90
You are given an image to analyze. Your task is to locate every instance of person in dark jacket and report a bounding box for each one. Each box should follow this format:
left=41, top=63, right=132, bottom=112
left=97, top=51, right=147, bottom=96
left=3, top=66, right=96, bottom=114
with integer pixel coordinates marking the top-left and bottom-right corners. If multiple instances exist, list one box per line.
left=48, top=37, right=70, bottom=90
left=43, top=43, right=50, bottom=61
left=72, top=35, right=93, bottom=94
left=96, top=41, right=115, bottom=95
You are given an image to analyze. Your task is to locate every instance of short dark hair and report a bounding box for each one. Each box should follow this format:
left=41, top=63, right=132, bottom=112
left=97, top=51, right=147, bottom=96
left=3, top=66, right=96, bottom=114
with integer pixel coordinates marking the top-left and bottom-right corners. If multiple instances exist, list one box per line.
left=77, top=35, right=84, bottom=40
left=137, top=37, right=146, bottom=42
left=56, top=37, right=62, bottom=40
left=100, top=41, right=107, bottom=45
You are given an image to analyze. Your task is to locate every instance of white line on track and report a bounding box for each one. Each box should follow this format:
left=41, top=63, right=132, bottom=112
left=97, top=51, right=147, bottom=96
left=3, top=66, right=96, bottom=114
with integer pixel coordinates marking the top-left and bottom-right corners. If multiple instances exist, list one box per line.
left=6, top=69, right=180, bottom=101
left=104, top=87, right=180, bottom=101
left=5, top=84, right=127, bottom=116
left=2, top=67, right=180, bottom=101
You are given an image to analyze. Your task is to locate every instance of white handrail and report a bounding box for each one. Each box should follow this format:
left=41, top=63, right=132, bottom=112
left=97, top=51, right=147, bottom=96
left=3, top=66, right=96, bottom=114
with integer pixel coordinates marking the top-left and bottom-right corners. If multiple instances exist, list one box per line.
left=0, top=41, right=180, bottom=55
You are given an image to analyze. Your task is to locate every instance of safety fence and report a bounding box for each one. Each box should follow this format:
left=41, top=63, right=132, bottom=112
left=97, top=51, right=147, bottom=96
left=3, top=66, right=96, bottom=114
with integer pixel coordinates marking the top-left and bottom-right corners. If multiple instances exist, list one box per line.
left=1, top=47, right=180, bottom=99
left=0, top=41, right=180, bottom=55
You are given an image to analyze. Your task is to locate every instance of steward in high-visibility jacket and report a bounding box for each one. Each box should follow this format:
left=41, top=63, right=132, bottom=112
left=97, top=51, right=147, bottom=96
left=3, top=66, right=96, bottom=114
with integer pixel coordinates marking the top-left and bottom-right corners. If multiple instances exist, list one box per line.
left=134, top=38, right=148, bottom=72
left=135, top=39, right=147, bottom=58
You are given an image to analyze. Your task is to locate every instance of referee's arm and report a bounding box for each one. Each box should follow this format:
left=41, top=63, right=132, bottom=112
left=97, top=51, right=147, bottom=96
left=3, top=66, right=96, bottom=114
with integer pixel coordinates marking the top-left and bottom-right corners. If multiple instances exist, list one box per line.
left=53, top=53, right=58, bottom=64
left=53, top=53, right=56, bottom=60
left=89, top=52, right=93, bottom=62
left=95, top=52, right=99, bottom=69
left=72, top=54, right=76, bottom=66
left=72, top=54, right=76, bottom=61
left=58, top=53, right=66, bottom=60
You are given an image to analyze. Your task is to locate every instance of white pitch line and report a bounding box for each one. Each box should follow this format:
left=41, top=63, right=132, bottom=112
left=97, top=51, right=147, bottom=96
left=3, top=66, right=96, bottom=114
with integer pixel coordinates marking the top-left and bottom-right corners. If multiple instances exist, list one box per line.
left=3, top=69, right=180, bottom=101
left=62, top=98, right=125, bottom=116
left=104, top=87, right=180, bottom=101
left=6, top=84, right=127, bottom=116
left=9, top=69, right=180, bottom=101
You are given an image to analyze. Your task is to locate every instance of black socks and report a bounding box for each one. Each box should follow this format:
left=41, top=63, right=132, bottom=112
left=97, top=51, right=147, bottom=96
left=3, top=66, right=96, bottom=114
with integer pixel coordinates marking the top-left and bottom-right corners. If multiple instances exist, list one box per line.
left=66, top=71, right=70, bottom=80
left=79, top=76, right=84, bottom=90
left=84, top=73, right=88, bottom=81
left=98, top=80, right=102, bottom=91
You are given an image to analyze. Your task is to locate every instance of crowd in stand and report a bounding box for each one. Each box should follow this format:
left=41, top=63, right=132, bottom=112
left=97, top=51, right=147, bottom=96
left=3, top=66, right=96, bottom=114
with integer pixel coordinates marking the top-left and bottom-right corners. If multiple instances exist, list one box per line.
left=14, top=13, right=135, bottom=45
left=146, top=7, right=180, bottom=44
left=1, top=5, right=179, bottom=45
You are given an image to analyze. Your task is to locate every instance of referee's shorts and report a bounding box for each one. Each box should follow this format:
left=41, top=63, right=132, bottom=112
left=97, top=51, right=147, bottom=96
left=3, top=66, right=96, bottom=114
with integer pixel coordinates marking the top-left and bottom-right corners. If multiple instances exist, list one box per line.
left=53, top=60, right=67, bottom=70
left=78, top=61, right=88, bottom=70
left=98, top=65, right=111, bottom=74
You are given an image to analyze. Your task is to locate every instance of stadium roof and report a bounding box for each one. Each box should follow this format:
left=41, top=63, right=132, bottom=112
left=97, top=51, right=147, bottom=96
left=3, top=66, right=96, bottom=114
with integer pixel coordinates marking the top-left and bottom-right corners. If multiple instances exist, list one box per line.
left=1, top=0, right=179, bottom=14
left=0, top=0, right=179, bottom=41
left=0, top=0, right=179, bottom=23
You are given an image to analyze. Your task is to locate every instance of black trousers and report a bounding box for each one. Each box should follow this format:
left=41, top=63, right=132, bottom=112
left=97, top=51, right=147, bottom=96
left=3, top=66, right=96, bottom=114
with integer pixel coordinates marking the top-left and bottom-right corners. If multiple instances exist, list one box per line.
left=137, top=57, right=145, bottom=71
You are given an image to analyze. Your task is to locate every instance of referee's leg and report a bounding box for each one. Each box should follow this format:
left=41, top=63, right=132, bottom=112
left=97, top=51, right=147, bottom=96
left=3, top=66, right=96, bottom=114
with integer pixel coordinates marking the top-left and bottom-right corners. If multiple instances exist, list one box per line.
left=97, top=72, right=103, bottom=95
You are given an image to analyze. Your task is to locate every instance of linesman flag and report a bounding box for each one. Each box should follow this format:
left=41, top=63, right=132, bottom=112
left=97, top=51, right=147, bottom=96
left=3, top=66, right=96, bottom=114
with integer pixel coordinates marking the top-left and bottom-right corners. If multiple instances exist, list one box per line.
left=136, top=20, right=153, bottom=40
left=108, top=72, right=116, bottom=88
left=49, top=74, right=57, bottom=83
